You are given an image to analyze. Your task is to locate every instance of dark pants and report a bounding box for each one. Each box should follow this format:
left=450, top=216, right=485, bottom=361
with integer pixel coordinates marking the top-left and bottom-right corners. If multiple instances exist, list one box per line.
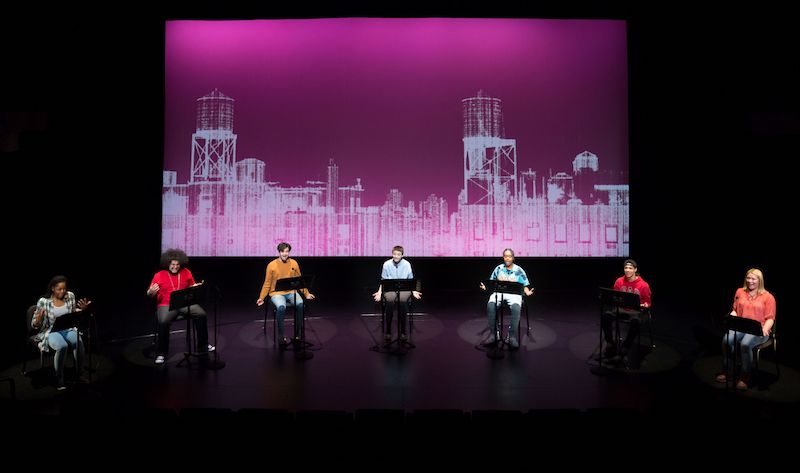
left=601, top=308, right=641, bottom=349
left=156, top=304, right=209, bottom=356
left=384, top=291, right=411, bottom=336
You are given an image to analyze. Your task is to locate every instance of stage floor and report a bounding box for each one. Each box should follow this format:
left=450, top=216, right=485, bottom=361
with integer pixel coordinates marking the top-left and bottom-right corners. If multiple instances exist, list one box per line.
left=2, top=298, right=798, bottom=420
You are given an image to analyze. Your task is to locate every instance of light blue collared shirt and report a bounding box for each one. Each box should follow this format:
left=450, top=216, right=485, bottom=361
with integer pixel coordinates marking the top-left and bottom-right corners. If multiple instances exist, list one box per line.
left=381, top=258, right=414, bottom=280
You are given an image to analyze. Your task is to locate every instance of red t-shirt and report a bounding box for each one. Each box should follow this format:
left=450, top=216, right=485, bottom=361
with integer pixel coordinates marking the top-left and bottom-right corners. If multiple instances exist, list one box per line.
left=613, top=275, right=652, bottom=307
left=150, top=268, right=195, bottom=307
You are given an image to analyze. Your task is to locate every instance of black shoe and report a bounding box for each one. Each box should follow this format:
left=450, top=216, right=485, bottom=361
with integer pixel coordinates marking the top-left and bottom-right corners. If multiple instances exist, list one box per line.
left=603, top=344, right=618, bottom=358
left=278, top=337, right=290, bottom=347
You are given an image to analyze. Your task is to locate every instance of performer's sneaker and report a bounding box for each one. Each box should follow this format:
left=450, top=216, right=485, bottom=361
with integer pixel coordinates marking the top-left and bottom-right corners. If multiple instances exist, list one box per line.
left=155, top=355, right=165, bottom=365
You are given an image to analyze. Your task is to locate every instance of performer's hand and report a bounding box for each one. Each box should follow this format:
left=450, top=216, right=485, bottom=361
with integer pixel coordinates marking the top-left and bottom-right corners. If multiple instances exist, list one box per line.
left=147, top=283, right=160, bottom=296
left=77, top=298, right=92, bottom=311
left=256, top=299, right=264, bottom=306
left=192, top=280, right=204, bottom=287
left=524, top=287, right=533, bottom=297
left=412, top=291, right=422, bottom=300
left=373, top=291, right=381, bottom=302
left=762, top=327, right=770, bottom=337
left=479, top=282, right=486, bottom=291
left=640, top=302, right=649, bottom=308
left=33, top=307, right=45, bottom=326
left=306, top=293, right=316, bottom=300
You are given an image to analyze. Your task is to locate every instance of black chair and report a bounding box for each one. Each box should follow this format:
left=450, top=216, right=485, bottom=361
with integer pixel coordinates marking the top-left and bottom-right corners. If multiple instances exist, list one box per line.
left=511, top=296, right=532, bottom=345
left=615, top=307, right=655, bottom=368
left=174, top=313, right=203, bottom=367
left=263, top=300, right=281, bottom=348
left=379, top=294, right=416, bottom=340
left=22, top=305, right=51, bottom=375
left=264, top=298, right=306, bottom=349
left=621, top=307, right=655, bottom=349
left=488, top=294, right=531, bottom=348
left=154, top=310, right=202, bottom=364
left=752, top=319, right=778, bottom=384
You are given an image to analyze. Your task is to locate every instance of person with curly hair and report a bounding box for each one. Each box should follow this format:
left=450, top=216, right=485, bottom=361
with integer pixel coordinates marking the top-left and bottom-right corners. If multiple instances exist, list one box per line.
left=147, top=248, right=214, bottom=364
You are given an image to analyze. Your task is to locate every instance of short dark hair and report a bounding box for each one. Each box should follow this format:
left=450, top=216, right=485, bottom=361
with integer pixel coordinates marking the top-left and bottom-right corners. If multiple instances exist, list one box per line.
left=503, top=248, right=515, bottom=257
left=392, top=245, right=404, bottom=254
left=623, top=258, right=638, bottom=269
left=277, top=242, right=292, bottom=252
left=160, top=248, right=189, bottom=269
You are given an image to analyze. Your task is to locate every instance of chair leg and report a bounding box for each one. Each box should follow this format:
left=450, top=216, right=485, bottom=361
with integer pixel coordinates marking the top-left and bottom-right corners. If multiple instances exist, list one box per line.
left=753, top=348, right=760, bottom=386
left=273, top=307, right=279, bottom=349
left=154, top=320, right=159, bottom=357
left=524, top=302, right=531, bottom=341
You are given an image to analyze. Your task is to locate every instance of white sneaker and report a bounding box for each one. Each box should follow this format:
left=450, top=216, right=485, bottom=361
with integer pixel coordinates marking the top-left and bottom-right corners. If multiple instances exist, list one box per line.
left=155, top=355, right=165, bottom=364
left=207, top=344, right=216, bottom=352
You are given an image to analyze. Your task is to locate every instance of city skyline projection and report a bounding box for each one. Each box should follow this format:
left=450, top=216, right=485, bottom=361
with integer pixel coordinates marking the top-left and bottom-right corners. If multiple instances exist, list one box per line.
left=164, top=19, right=629, bottom=256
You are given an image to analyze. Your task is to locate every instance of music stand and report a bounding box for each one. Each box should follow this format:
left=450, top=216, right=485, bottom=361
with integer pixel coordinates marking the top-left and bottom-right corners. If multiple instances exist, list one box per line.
left=51, top=309, right=93, bottom=384
left=380, top=278, right=418, bottom=354
left=170, top=283, right=224, bottom=369
left=274, top=275, right=315, bottom=360
left=597, top=287, right=641, bottom=368
left=482, top=279, right=525, bottom=359
left=722, top=315, right=762, bottom=389
left=50, top=311, right=86, bottom=332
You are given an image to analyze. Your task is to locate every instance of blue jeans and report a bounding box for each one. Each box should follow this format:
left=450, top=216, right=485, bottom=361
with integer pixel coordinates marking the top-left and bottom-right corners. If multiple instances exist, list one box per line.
left=722, top=330, right=769, bottom=373
left=487, top=299, right=520, bottom=339
left=271, top=293, right=304, bottom=338
left=47, top=329, right=84, bottom=383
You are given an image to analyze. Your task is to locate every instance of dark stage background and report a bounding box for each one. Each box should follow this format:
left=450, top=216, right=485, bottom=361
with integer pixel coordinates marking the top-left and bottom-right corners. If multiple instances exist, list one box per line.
left=2, top=3, right=797, bottom=409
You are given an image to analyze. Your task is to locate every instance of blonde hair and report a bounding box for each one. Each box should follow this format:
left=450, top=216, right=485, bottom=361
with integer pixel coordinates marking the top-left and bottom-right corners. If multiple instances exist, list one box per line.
left=742, top=268, right=766, bottom=294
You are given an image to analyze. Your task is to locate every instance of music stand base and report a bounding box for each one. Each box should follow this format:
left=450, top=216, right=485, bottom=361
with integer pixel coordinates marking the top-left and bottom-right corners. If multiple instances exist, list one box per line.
left=285, top=338, right=314, bottom=360
left=486, top=343, right=506, bottom=359
left=177, top=352, right=226, bottom=370
left=381, top=337, right=415, bottom=355
left=294, top=350, right=313, bottom=360
left=590, top=365, right=615, bottom=376
left=203, top=358, right=226, bottom=370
